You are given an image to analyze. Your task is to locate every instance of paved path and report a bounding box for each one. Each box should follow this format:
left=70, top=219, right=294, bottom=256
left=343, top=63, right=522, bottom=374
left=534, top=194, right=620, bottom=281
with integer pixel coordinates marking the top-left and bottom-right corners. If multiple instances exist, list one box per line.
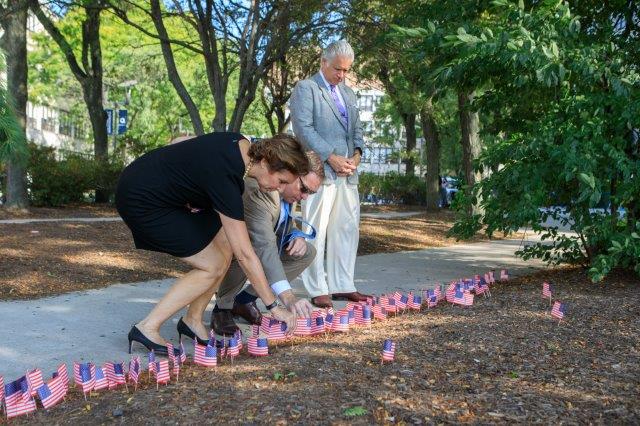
left=0, top=237, right=545, bottom=380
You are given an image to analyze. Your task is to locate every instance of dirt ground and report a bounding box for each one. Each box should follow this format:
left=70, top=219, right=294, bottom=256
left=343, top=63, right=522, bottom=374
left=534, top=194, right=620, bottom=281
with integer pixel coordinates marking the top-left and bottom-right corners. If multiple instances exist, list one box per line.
left=0, top=206, right=509, bottom=300
left=7, top=267, right=639, bottom=425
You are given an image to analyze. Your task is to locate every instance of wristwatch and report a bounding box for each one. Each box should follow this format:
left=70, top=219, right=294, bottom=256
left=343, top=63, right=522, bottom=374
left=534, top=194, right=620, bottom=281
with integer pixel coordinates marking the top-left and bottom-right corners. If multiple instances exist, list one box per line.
left=265, top=300, right=281, bottom=311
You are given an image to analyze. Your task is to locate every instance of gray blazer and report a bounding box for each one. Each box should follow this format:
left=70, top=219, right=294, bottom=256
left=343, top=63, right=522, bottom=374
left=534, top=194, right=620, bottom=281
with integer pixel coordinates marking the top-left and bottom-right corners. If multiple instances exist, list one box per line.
left=289, top=72, right=364, bottom=185
left=241, top=177, right=312, bottom=285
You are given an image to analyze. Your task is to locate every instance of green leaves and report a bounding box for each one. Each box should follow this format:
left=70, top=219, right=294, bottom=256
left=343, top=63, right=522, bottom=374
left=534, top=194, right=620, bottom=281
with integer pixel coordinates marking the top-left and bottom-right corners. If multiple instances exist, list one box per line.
left=343, top=406, right=368, bottom=417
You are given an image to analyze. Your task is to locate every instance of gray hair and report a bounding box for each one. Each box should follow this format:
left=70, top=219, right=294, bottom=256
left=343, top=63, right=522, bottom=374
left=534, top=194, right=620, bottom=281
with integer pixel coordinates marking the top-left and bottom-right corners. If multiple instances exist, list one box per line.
left=321, top=40, right=354, bottom=62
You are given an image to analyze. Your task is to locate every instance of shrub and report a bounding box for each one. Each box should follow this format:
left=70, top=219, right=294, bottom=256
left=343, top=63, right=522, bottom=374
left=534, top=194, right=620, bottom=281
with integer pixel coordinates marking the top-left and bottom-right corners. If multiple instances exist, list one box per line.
left=359, top=171, right=426, bottom=205
left=27, top=143, right=123, bottom=206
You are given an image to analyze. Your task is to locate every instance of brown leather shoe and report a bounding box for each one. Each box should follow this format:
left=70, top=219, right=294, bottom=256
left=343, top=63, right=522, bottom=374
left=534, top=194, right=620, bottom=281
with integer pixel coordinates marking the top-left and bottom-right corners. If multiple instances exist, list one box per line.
left=311, top=295, right=333, bottom=308
left=231, top=301, right=263, bottom=325
left=331, top=291, right=371, bottom=302
left=210, top=309, right=239, bottom=336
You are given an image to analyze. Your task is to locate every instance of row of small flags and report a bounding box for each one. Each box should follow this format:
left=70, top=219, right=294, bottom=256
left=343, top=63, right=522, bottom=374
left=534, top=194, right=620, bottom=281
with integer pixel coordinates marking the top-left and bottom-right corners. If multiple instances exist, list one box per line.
left=542, top=281, right=567, bottom=322
left=1, top=269, right=512, bottom=419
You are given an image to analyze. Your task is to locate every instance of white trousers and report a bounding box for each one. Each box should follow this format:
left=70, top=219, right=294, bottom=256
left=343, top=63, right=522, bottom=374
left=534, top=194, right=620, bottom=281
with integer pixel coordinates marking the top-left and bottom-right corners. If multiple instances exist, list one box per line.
left=301, top=177, right=360, bottom=297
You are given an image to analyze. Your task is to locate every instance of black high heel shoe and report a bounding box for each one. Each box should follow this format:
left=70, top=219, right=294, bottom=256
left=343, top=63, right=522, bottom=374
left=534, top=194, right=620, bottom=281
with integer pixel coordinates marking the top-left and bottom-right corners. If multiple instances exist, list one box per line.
left=127, top=325, right=179, bottom=356
left=177, top=317, right=209, bottom=345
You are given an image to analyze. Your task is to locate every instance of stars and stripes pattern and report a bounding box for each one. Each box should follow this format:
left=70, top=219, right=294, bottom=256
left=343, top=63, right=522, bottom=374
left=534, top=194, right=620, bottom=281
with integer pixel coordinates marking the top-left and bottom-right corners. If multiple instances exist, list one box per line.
left=381, top=339, right=396, bottom=362
left=73, top=362, right=96, bottom=394
left=542, top=282, right=553, bottom=299
left=452, top=287, right=474, bottom=306
left=0, top=375, right=4, bottom=407
left=408, top=294, right=422, bottom=310
left=37, top=374, right=67, bottom=410
left=227, top=338, right=241, bottom=358
left=105, top=362, right=127, bottom=389
left=425, top=289, right=438, bottom=308
left=358, top=305, right=372, bottom=326
left=53, top=364, right=69, bottom=391
left=93, top=366, right=109, bottom=391
left=551, top=301, right=566, bottom=320
left=311, top=316, right=326, bottom=335
left=128, top=357, right=141, bottom=386
left=445, top=282, right=458, bottom=302
left=268, top=322, right=288, bottom=341
left=248, top=337, right=269, bottom=356
left=148, top=350, right=156, bottom=374
left=194, top=341, right=218, bottom=367
left=294, top=318, right=313, bottom=336
left=332, top=314, right=350, bottom=332
left=4, top=376, right=37, bottom=418
left=26, top=368, right=44, bottom=397
left=155, top=360, right=170, bottom=384
left=167, top=343, right=176, bottom=366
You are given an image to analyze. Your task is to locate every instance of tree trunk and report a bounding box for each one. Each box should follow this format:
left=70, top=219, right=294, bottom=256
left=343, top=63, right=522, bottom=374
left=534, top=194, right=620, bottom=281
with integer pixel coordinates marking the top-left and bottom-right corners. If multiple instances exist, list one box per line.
left=458, top=90, right=483, bottom=214
left=1, top=0, right=29, bottom=209
left=149, top=0, right=205, bottom=134
left=401, top=113, right=417, bottom=176
left=421, top=99, right=441, bottom=211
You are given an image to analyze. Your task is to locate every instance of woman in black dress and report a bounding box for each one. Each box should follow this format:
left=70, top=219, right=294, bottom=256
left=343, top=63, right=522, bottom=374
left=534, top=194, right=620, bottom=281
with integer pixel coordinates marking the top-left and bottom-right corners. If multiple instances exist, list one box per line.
left=116, top=132, right=309, bottom=354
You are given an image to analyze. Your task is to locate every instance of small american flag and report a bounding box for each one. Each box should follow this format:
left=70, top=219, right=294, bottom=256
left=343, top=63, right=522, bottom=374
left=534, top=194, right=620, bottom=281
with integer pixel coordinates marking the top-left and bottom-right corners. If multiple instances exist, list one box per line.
left=311, top=316, right=326, bottom=335
left=4, top=376, right=37, bottom=418
left=484, top=272, right=491, bottom=285
left=216, top=338, right=227, bottom=358
left=128, top=357, right=141, bottom=386
left=37, top=374, right=67, bottom=410
left=26, top=368, right=44, bottom=397
left=294, top=318, right=313, bottom=336
left=93, top=367, right=109, bottom=391
left=268, top=322, right=287, bottom=341
left=155, top=360, right=170, bottom=385
left=194, top=341, right=218, bottom=367
left=488, top=270, right=496, bottom=284
left=260, top=316, right=274, bottom=334
left=167, top=342, right=176, bottom=366
left=397, top=294, right=409, bottom=310
left=425, top=289, right=438, bottom=308
left=347, top=308, right=356, bottom=325
left=445, top=282, right=457, bottom=302
left=453, top=288, right=474, bottom=306
left=500, top=269, right=509, bottom=281
left=179, top=342, right=187, bottom=364
left=357, top=305, right=372, bottom=326
left=53, top=364, right=69, bottom=391
left=1, top=375, right=4, bottom=405
left=542, top=282, right=553, bottom=299
left=73, top=362, right=96, bottom=394
left=371, top=305, right=387, bottom=320
left=474, top=280, right=488, bottom=296
left=251, top=324, right=260, bottom=337
left=381, top=296, right=397, bottom=314
left=148, top=350, right=156, bottom=374
left=105, top=362, right=127, bottom=389
left=381, top=339, right=396, bottom=362
left=551, top=301, right=566, bottom=320
left=326, top=307, right=335, bottom=317
left=324, top=312, right=334, bottom=329
left=227, top=338, right=241, bottom=358
left=332, top=314, right=350, bottom=332
left=408, top=294, right=422, bottom=310
left=248, top=337, right=269, bottom=356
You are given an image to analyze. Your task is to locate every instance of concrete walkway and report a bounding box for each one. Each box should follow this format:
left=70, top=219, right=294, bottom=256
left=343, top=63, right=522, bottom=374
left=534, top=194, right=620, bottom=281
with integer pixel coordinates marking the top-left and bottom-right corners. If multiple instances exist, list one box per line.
left=0, top=237, right=545, bottom=380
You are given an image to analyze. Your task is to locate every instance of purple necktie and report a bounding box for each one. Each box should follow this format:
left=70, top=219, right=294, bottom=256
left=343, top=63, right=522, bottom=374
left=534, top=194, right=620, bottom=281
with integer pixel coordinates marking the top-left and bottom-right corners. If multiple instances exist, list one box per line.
left=329, top=85, right=348, bottom=126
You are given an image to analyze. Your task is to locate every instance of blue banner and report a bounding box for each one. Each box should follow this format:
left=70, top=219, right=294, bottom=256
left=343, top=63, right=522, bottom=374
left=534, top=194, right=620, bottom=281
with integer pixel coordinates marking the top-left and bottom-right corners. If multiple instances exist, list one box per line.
left=118, top=109, right=128, bottom=134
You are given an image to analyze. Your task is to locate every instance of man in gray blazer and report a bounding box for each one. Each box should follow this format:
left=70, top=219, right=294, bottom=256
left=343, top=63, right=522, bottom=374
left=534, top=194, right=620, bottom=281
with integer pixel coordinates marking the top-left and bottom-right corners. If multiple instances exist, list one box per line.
left=289, top=40, right=370, bottom=308
left=211, top=153, right=324, bottom=335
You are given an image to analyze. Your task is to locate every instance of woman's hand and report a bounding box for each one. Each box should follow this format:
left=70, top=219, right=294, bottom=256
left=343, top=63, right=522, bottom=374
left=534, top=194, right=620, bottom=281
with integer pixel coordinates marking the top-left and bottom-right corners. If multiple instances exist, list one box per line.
left=270, top=305, right=297, bottom=335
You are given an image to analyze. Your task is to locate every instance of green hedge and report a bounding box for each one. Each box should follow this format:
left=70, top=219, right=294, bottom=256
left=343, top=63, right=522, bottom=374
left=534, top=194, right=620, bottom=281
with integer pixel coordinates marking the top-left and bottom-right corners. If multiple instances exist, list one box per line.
left=27, top=143, right=123, bottom=206
left=359, top=171, right=426, bottom=205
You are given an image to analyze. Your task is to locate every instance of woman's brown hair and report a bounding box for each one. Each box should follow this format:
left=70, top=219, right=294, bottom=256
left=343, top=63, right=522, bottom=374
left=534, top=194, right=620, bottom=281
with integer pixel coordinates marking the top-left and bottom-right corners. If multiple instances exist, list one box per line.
left=248, top=134, right=310, bottom=176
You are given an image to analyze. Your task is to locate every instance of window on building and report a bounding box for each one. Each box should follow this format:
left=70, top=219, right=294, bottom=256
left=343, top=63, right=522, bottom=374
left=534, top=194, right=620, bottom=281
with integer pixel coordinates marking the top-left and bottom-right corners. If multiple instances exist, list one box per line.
left=58, top=111, right=73, bottom=136
left=41, top=107, right=57, bottom=133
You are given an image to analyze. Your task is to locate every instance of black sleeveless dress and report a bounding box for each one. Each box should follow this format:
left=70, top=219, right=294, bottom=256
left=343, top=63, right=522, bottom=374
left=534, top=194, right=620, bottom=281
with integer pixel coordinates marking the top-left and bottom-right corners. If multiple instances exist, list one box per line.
left=115, top=132, right=246, bottom=257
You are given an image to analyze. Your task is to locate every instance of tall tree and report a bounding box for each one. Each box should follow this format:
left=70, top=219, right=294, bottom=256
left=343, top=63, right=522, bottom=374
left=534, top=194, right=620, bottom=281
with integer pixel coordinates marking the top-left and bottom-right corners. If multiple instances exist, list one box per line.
left=0, top=0, right=29, bottom=209
left=457, top=90, right=481, bottom=214
left=29, top=0, right=111, bottom=202
left=420, top=97, right=440, bottom=211
left=113, top=0, right=341, bottom=133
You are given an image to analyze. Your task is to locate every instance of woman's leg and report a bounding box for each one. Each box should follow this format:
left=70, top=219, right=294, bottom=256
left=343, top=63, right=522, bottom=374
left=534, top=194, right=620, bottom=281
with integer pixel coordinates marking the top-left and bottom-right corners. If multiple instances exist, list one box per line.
left=136, top=228, right=232, bottom=344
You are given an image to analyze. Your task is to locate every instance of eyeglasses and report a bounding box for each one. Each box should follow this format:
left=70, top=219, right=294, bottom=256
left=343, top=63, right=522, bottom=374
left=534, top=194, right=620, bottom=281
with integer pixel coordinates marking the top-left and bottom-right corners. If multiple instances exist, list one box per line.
left=299, top=177, right=316, bottom=195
